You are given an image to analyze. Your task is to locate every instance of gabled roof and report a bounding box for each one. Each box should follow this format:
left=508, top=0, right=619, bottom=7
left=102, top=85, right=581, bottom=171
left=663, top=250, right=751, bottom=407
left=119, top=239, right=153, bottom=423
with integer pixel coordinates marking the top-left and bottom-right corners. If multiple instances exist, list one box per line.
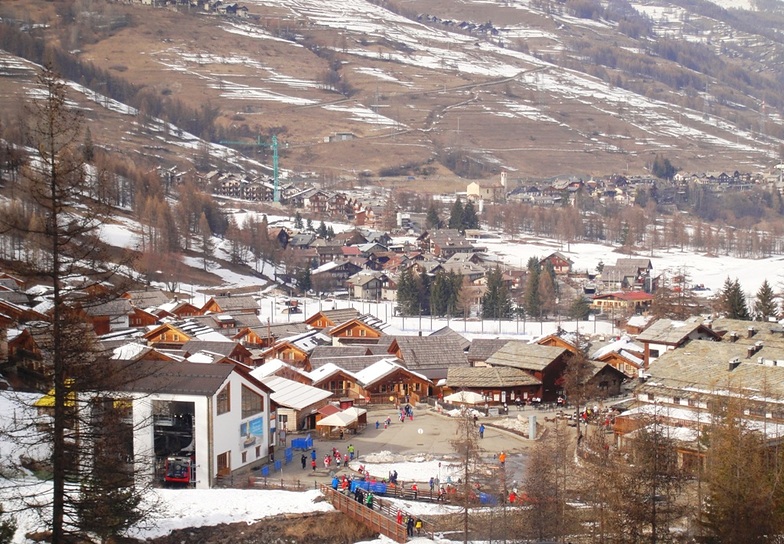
left=83, top=299, right=133, bottom=317
left=485, top=341, right=568, bottom=372
left=354, top=357, right=430, bottom=387
left=391, top=335, right=469, bottom=370
left=104, top=360, right=235, bottom=396
left=447, top=366, right=541, bottom=388
left=467, top=339, right=510, bottom=362
left=182, top=340, right=250, bottom=358
left=310, top=354, right=395, bottom=373
left=305, top=308, right=361, bottom=327
left=329, top=314, right=392, bottom=337
left=123, top=289, right=172, bottom=308
left=308, top=362, right=360, bottom=384
left=202, top=295, right=259, bottom=313
left=637, top=318, right=720, bottom=345
left=258, top=375, right=332, bottom=410
left=429, top=327, right=470, bottom=351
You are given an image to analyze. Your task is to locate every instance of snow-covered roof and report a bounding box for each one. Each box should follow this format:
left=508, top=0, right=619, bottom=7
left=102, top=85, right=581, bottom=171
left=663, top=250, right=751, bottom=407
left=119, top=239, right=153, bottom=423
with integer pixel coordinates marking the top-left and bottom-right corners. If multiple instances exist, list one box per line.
left=354, top=357, right=429, bottom=386
left=308, top=362, right=359, bottom=384
left=259, top=375, right=332, bottom=410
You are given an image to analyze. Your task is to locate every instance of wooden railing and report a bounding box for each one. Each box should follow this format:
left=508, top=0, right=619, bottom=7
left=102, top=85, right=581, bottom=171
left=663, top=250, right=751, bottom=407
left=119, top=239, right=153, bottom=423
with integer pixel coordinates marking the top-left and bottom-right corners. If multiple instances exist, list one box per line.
left=320, top=484, right=408, bottom=543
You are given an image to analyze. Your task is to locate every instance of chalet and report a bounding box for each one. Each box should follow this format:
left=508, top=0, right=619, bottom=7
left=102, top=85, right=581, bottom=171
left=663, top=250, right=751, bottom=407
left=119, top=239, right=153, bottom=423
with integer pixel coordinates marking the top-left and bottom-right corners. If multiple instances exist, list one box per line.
left=258, top=341, right=311, bottom=370
left=83, top=299, right=134, bottom=335
left=540, top=252, right=573, bottom=275
left=446, top=366, right=541, bottom=406
left=333, top=229, right=368, bottom=246
left=289, top=232, right=317, bottom=249
left=142, top=323, right=193, bottom=349
left=601, top=258, right=654, bottom=292
left=201, top=295, right=259, bottom=315
left=308, top=362, right=362, bottom=401
left=636, top=318, right=720, bottom=368
left=590, top=336, right=645, bottom=379
left=305, top=308, right=361, bottom=329
left=311, top=259, right=362, bottom=285
left=313, top=243, right=346, bottom=265
left=233, top=322, right=310, bottom=349
left=429, top=327, right=471, bottom=352
left=535, top=333, right=584, bottom=355
left=387, top=335, right=469, bottom=390
left=129, top=307, right=159, bottom=329
left=467, top=339, right=510, bottom=367
left=353, top=357, right=433, bottom=405
left=346, top=271, right=389, bottom=300
left=484, top=341, right=574, bottom=402
left=583, top=362, right=627, bottom=397
left=0, top=299, right=49, bottom=323
left=328, top=315, right=390, bottom=345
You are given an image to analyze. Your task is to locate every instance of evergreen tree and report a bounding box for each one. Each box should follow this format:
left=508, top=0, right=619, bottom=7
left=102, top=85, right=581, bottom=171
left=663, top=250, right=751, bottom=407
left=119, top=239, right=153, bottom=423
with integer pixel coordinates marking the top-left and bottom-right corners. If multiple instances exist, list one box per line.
left=568, top=294, right=591, bottom=320
left=295, top=266, right=312, bottom=292
left=306, top=218, right=313, bottom=231
left=317, top=220, right=328, bottom=238
left=429, top=271, right=462, bottom=316
left=524, top=257, right=542, bottom=317
left=448, top=197, right=465, bottom=231
left=462, top=200, right=479, bottom=231
left=294, top=211, right=303, bottom=229
left=482, top=267, right=513, bottom=319
left=537, top=262, right=558, bottom=317
left=718, top=277, right=750, bottom=320
left=396, top=267, right=420, bottom=316
left=426, top=203, right=441, bottom=230
left=753, top=279, right=777, bottom=321
left=417, top=269, right=432, bottom=315
left=0, top=505, right=15, bottom=544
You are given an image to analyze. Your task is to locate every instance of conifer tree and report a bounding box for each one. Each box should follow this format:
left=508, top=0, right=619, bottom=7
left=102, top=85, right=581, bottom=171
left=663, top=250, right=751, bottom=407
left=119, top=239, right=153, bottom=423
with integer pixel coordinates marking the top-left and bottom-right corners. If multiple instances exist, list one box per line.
left=567, top=294, right=591, bottom=320
left=396, top=266, right=420, bottom=316
left=462, top=200, right=479, bottom=231
left=482, top=267, right=513, bottom=319
left=448, top=197, right=465, bottom=231
left=294, top=211, right=303, bottom=229
left=317, top=220, right=328, bottom=239
left=425, top=202, right=441, bottom=230
left=524, top=257, right=542, bottom=317
left=718, top=277, right=749, bottom=320
left=753, top=279, right=777, bottom=321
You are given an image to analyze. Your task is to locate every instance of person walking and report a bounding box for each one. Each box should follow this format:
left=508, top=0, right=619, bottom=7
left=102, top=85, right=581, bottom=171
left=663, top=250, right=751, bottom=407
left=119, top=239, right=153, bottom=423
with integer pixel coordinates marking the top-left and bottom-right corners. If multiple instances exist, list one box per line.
left=429, top=477, right=435, bottom=492
left=365, top=491, right=374, bottom=510
left=411, top=483, right=418, bottom=499
left=311, top=458, right=317, bottom=472
left=300, top=453, right=307, bottom=469
left=479, top=423, right=485, bottom=438
left=499, top=451, right=506, bottom=467
left=311, top=449, right=317, bottom=462
left=348, top=443, right=355, bottom=460
left=415, top=517, right=423, bottom=535
left=406, top=515, right=415, bottom=537
left=396, top=510, right=403, bottom=524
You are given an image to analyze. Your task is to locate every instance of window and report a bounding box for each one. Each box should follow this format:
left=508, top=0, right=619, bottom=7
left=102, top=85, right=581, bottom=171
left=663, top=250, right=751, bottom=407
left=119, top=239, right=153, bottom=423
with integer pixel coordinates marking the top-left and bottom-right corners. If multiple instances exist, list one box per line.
left=359, top=329, right=366, bottom=337
left=217, top=384, right=231, bottom=415
left=346, top=329, right=353, bottom=337
left=255, top=446, right=261, bottom=458
left=241, top=385, right=264, bottom=419
left=649, top=349, right=660, bottom=358
left=241, top=451, right=247, bottom=463
left=173, top=334, right=180, bottom=342
left=646, top=393, right=655, bottom=402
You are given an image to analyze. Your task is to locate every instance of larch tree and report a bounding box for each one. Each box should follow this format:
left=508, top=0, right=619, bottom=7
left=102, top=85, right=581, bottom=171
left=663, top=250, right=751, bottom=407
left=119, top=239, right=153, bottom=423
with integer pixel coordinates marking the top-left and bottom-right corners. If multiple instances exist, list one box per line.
left=198, top=211, right=213, bottom=271
left=0, top=66, right=152, bottom=543
left=450, top=412, right=483, bottom=544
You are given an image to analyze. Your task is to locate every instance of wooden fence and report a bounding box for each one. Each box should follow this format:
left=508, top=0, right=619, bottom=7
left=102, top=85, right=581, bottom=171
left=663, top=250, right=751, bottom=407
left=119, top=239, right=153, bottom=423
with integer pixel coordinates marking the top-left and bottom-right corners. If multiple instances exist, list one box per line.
left=320, top=484, right=408, bottom=543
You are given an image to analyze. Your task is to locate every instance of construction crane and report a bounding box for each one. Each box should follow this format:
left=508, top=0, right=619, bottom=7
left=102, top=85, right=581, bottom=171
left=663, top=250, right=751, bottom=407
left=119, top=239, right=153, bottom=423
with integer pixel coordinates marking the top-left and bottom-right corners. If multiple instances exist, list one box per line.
left=219, top=135, right=282, bottom=203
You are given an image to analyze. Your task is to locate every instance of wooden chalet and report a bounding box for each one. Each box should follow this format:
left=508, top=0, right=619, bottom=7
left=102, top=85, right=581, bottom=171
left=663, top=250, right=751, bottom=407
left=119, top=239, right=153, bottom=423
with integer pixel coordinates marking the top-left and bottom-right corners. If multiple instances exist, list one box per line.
left=201, top=295, right=259, bottom=315
left=157, top=300, right=202, bottom=319
left=233, top=322, right=309, bottom=349
left=590, top=336, right=645, bottom=379
left=387, top=335, right=469, bottom=394
left=446, top=366, right=541, bottom=405
left=354, top=357, right=433, bottom=405
left=142, top=323, right=193, bottom=349
left=540, top=252, right=573, bottom=275
left=591, top=291, right=653, bottom=315
left=328, top=315, right=389, bottom=345
left=305, top=308, right=362, bottom=329
left=83, top=298, right=134, bottom=335
left=309, top=362, right=361, bottom=400
left=467, top=339, right=512, bottom=367
left=583, top=361, right=627, bottom=397
left=258, top=341, right=311, bottom=370
left=122, top=289, right=172, bottom=309
left=536, top=333, right=584, bottom=355
left=0, top=299, right=49, bottom=323
left=485, top=341, right=575, bottom=402
left=129, top=307, right=159, bottom=329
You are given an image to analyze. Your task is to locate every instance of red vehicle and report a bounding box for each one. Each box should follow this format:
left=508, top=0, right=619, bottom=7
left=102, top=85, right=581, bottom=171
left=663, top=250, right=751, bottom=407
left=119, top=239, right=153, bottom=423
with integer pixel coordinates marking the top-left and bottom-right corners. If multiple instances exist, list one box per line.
left=164, top=456, right=193, bottom=485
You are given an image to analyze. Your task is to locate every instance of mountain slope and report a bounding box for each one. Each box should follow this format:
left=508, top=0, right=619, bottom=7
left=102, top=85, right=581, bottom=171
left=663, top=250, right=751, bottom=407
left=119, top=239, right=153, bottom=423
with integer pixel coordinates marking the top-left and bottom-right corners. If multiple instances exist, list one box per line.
left=0, top=0, right=783, bottom=182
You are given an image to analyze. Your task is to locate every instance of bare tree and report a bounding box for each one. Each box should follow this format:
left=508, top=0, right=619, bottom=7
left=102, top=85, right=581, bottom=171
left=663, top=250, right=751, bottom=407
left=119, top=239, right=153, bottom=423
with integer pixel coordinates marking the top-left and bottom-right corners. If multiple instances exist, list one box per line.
left=450, top=412, right=483, bottom=543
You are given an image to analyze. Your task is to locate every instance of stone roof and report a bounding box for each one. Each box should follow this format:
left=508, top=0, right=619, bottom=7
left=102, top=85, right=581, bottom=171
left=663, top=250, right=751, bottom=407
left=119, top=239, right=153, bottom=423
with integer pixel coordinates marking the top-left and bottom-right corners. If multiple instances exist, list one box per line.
left=447, top=366, right=541, bottom=388
left=125, top=289, right=172, bottom=308
left=467, top=339, right=510, bottom=362
left=181, top=340, right=246, bottom=358
left=641, top=339, right=784, bottom=398
left=485, top=341, right=568, bottom=372
left=637, top=318, right=717, bottom=345
left=310, top=354, right=394, bottom=373
left=429, top=327, right=470, bottom=351
left=105, top=360, right=234, bottom=396
left=392, top=335, right=469, bottom=377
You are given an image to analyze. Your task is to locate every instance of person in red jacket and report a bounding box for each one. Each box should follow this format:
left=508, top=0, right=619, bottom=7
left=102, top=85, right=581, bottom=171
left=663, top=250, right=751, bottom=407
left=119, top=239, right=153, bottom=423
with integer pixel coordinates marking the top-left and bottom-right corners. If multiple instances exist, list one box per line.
left=411, top=483, right=418, bottom=499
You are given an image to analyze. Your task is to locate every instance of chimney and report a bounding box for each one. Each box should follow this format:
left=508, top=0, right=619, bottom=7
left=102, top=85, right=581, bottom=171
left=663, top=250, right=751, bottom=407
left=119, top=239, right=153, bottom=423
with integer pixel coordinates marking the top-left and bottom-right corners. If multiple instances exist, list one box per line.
left=705, top=318, right=712, bottom=329
left=747, top=346, right=756, bottom=358
left=748, top=326, right=756, bottom=338
left=755, top=340, right=764, bottom=353
left=729, top=332, right=739, bottom=343
left=728, top=358, right=741, bottom=371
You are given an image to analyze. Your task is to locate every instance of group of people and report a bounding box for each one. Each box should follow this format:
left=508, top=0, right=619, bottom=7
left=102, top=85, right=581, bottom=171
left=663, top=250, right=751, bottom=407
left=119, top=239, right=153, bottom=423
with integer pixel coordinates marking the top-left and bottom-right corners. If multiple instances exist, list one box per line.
left=396, top=510, right=423, bottom=537
left=301, top=445, right=356, bottom=472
